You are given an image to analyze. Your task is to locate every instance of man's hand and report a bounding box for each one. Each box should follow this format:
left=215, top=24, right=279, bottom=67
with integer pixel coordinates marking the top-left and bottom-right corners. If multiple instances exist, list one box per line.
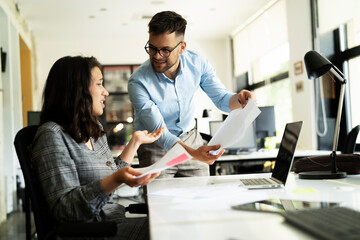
left=230, top=89, right=256, bottom=110
left=178, top=142, right=225, bottom=165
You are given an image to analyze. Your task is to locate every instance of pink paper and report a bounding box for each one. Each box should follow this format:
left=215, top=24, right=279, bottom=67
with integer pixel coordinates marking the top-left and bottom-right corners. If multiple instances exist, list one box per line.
left=166, top=153, right=189, bottom=166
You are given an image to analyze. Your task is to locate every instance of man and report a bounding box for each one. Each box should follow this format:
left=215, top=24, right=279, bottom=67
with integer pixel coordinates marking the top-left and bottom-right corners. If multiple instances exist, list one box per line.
left=128, top=11, right=255, bottom=178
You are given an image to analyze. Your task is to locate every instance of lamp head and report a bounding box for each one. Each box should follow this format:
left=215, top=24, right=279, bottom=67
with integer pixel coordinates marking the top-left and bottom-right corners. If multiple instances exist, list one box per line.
left=304, top=50, right=332, bottom=79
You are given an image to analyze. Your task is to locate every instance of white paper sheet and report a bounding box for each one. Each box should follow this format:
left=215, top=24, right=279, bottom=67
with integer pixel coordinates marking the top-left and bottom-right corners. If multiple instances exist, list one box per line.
left=148, top=182, right=269, bottom=211
left=208, top=99, right=261, bottom=155
left=134, top=143, right=191, bottom=178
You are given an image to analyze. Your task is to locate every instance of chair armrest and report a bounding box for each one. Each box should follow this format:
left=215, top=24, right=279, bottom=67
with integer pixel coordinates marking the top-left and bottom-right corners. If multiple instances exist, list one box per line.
left=56, top=221, right=117, bottom=238
left=125, top=203, right=148, bottom=214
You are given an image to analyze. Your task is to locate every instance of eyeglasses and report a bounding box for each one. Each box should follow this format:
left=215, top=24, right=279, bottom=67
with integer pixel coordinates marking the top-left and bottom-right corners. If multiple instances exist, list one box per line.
left=144, top=41, right=183, bottom=58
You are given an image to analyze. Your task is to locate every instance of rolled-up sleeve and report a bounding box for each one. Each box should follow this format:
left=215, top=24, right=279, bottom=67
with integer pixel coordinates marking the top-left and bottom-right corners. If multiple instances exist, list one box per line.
left=114, top=156, right=131, bottom=168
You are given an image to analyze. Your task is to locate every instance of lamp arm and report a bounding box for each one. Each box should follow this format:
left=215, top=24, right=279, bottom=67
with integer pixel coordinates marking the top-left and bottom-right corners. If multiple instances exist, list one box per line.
left=330, top=74, right=346, bottom=173
left=332, top=82, right=345, bottom=153
left=330, top=67, right=346, bottom=84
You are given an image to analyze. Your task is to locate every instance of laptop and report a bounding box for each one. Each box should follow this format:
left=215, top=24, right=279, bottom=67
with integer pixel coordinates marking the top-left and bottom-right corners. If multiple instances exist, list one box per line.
left=238, top=121, right=303, bottom=189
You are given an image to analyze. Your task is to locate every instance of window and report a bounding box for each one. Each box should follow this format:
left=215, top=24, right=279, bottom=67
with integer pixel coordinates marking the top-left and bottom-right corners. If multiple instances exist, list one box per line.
left=231, top=0, right=290, bottom=149
left=348, top=56, right=360, bottom=143
left=317, top=0, right=360, bottom=147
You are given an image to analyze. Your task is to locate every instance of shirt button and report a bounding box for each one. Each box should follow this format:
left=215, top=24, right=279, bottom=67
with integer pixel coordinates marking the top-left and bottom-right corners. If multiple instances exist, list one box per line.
left=106, top=161, right=112, bottom=167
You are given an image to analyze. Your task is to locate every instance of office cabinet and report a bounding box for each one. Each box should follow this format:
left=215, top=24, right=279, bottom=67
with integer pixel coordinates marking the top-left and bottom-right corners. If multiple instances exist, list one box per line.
left=102, top=64, right=139, bottom=150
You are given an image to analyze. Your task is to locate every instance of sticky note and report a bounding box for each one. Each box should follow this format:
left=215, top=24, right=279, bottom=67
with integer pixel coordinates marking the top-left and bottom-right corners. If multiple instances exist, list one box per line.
left=293, top=188, right=318, bottom=194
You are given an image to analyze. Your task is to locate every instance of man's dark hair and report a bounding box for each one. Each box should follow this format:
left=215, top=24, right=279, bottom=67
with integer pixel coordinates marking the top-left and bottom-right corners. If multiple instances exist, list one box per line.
left=148, top=11, right=187, bottom=37
left=40, top=56, right=105, bottom=143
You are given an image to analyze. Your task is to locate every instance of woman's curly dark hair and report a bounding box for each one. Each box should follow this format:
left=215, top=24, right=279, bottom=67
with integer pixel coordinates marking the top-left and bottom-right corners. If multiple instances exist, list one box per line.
left=40, top=56, right=105, bottom=142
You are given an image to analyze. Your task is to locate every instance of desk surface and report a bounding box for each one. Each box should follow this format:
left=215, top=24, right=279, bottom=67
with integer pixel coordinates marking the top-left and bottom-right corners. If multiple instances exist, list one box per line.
left=146, top=172, right=360, bottom=240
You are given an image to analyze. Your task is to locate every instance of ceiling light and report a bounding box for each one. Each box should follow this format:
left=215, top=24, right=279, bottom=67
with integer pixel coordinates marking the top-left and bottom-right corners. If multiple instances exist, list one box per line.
left=151, top=1, right=165, bottom=5
left=142, top=15, right=153, bottom=19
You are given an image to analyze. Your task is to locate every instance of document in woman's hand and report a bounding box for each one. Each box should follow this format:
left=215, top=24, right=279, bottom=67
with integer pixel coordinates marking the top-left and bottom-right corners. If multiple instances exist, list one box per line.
left=134, top=143, right=191, bottom=178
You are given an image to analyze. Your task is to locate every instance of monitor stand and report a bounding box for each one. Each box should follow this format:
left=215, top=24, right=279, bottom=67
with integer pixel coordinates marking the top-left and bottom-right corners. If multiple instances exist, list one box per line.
left=225, top=148, right=254, bottom=155
left=227, top=149, right=242, bottom=155
left=257, top=138, right=265, bottom=150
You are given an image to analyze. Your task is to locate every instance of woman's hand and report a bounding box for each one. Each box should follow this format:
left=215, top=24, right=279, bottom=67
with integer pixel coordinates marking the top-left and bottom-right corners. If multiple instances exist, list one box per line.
left=133, top=126, right=164, bottom=145
left=115, top=167, right=160, bottom=187
left=120, top=127, right=164, bottom=164
left=101, top=167, right=160, bottom=194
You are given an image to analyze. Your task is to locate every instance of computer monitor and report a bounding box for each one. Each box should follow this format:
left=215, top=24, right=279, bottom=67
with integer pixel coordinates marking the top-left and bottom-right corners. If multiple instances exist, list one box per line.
left=27, top=111, right=41, bottom=126
left=255, top=106, right=276, bottom=149
left=209, top=120, right=257, bottom=154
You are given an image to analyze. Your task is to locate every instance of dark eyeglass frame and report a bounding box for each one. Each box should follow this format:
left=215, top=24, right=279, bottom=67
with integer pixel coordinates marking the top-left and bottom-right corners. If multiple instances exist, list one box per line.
left=144, top=41, right=183, bottom=58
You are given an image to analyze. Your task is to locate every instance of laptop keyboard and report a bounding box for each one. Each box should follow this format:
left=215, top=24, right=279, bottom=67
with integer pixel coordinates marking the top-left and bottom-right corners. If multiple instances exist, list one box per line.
left=241, top=178, right=276, bottom=185
left=283, top=207, right=360, bottom=240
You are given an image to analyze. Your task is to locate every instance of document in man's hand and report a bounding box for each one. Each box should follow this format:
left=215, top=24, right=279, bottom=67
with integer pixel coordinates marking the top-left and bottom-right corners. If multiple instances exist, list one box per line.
left=134, top=143, right=191, bottom=178
left=208, top=99, right=261, bottom=155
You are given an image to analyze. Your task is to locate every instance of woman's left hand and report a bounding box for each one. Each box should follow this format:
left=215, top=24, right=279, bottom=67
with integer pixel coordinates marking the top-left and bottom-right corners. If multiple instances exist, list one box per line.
left=133, top=126, right=164, bottom=145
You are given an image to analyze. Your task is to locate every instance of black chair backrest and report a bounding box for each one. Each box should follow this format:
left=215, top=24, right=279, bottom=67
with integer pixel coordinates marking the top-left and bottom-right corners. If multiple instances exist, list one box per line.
left=14, top=125, right=57, bottom=240
left=342, top=125, right=360, bottom=154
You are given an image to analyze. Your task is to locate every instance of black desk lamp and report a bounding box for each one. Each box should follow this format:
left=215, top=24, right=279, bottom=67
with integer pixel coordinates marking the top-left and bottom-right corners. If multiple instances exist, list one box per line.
left=299, top=50, right=347, bottom=179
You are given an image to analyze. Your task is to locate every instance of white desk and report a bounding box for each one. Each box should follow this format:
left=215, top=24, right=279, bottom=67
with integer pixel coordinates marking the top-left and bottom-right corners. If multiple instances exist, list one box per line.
left=146, top=173, right=360, bottom=240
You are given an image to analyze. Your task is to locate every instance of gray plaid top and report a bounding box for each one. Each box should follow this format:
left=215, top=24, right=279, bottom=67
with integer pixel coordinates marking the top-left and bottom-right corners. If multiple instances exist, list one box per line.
left=31, top=121, right=130, bottom=223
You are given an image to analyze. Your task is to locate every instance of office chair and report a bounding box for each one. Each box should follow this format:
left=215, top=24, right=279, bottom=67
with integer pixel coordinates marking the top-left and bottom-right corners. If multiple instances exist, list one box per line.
left=342, top=125, right=360, bottom=154
left=14, top=125, right=117, bottom=240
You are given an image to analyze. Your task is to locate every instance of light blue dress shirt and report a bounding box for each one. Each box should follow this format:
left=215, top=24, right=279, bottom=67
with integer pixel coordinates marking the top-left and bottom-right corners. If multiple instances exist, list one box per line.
left=128, top=49, right=234, bottom=151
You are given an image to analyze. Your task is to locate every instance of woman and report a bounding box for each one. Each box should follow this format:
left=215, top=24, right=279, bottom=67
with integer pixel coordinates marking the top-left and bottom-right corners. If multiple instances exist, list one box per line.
left=32, top=56, right=164, bottom=239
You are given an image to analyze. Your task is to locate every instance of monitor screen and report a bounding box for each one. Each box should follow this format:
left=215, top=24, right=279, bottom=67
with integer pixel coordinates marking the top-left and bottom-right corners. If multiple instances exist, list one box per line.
left=27, top=111, right=40, bottom=126
left=209, top=121, right=257, bottom=153
left=256, top=106, right=276, bottom=138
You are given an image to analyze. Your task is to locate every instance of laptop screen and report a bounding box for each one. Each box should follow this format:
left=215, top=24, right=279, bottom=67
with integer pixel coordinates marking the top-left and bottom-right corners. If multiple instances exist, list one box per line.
left=272, top=121, right=303, bottom=184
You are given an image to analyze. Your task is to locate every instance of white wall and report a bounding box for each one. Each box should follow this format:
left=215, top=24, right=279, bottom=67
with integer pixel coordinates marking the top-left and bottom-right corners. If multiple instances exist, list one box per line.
left=1, top=16, right=24, bottom=214
left=0, top=0, right=33, bottom=220
left=0, top=21, right=4, bottom=222
left=286, top=0, right=317, bottom=150
left=190, top=37, right=233, bottom=134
